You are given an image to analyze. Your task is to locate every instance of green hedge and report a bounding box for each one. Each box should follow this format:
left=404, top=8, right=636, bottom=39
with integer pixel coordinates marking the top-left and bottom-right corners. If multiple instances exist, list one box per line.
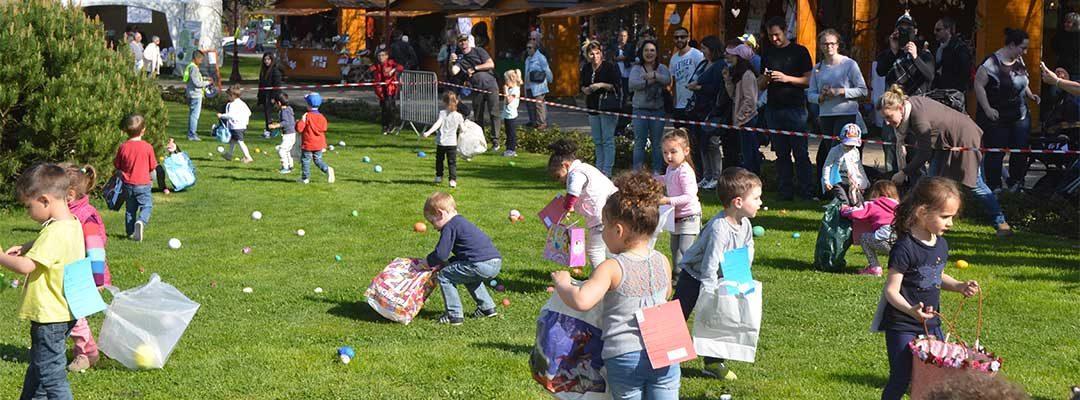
left=0, top=0, right=167, bottom=198
left=995, top=192, right=1079, bottom=239
left=516, top=125, right=633, bottom=170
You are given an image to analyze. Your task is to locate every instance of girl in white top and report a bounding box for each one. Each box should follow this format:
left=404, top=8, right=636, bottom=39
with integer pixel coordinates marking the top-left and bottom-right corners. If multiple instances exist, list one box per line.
left=423, top=91, right=466, bottom=188
left=547, top=139, right=618, bottom=269
left=217, top=86, right=254, bottom=163
left=501, top=69, right=523, bottom=157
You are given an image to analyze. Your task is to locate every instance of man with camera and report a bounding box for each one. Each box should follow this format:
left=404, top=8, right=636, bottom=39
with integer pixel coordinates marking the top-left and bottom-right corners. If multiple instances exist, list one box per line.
left=875, top=12, right=935, bottom=172
left=450, top=33, right=500, bottom=149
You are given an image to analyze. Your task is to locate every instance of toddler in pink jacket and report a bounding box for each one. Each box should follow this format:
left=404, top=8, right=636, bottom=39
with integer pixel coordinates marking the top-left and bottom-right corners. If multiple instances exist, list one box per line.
left=659, top=129, right=703, bottom=272
left=840, top=180, right=899, bottom=277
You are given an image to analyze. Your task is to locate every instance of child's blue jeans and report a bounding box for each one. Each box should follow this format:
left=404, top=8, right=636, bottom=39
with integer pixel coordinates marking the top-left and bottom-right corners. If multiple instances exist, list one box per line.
left=301, top=150, right=330, bottom=180
left=21, top=320, right=76, bottom=400
left=124, top=183, right=153, bottom=236
left=436, top=258, right=501, bottom=319
left=605, top=349, right=681, bottom=400
left=882, top=326, right=944, bottom=400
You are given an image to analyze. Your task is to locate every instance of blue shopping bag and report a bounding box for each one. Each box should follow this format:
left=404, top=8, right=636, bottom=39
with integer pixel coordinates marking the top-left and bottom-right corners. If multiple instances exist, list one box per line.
left=103, top=173, right=126, bottom=211
left=213, top=120, right=231, bottom=143
left=162, top=152, right=196, bottom=191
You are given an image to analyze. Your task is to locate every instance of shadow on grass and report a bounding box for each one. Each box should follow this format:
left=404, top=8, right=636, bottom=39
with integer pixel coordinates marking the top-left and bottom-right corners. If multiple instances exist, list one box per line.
left=497, top=268, right=557, bottom=294
left=469, top=341, right=532, bottom=355
left=341, top=178, right=437, bottom=186
left=756, top=255, right=817, bottom=272
left=0, top=343, right=27, bottom=363
left=830, top=372, right=888, bottom=389
left=214, top=175, right=300, bottom=184
left=307, top=295, right=443, bottom=323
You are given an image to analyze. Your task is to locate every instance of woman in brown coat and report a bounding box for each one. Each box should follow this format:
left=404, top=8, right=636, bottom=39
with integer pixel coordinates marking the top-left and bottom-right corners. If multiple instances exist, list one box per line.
left=879, top=85, right=1012, bottom=237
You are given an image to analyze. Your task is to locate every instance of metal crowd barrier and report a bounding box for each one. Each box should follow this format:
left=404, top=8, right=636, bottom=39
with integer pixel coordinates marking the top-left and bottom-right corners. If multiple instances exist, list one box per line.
left=397, top=70, right=439, bottom=136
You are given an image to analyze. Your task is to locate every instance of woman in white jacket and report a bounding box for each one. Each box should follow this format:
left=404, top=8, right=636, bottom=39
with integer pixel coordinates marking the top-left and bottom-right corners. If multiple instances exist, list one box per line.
left=217, top=86, right=254, bottom=163
left=143, top=36, right=162, bottom=77
left=523, top=40, right=553, bottom=129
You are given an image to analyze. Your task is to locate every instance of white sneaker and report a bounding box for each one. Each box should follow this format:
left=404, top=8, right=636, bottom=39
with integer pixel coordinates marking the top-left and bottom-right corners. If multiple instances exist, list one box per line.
left=300, top=178, right=310, bottom=184
left=327, top=167, right=335, bottom=184
left=132, top=221, right=144, bottom=242
left=434, top=176, right=443, bottom=184
left=449, top=180, right=457, bottom=188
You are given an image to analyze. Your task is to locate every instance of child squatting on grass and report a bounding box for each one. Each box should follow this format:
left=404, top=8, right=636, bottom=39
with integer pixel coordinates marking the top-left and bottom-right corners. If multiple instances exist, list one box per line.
left=551, top=170, right=678, bottom=399
left=59, top=163, right=112, bottom=372
left=423, top=91, right=466, bottom=188
left=424, top=192, right=502, bottom=326
left=674, top=167, right=763, bottom=381
left=874, top=177, right=980, bottom=400
left=841, top=180, right=900, bottom=277
left=114, top=113, right=158, bottom=241
left=0, top=164, right=87, bottom=399
left=547, top=139, right=618, bottom=270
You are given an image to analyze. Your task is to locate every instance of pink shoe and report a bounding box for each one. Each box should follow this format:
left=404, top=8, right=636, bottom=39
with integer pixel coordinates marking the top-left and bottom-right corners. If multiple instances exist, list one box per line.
left=858, top=266, right=883, bottom=276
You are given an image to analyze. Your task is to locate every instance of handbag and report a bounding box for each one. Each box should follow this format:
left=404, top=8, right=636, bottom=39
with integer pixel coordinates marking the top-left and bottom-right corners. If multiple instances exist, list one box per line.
left=543, top=220, right=587, bottom=267
left=213, top=119, right=231, bottom=143
left=103, top=172, right=126, bottom=211
left=529, top=69, right=547, bottom=84
left=592, top=65, right=621, bottom=112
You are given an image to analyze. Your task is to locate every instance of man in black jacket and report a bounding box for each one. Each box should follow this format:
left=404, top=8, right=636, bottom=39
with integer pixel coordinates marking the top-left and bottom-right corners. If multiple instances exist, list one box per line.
left=875, top=12, right=934, bottom=173
left=932, top=16, right=972, bottom=92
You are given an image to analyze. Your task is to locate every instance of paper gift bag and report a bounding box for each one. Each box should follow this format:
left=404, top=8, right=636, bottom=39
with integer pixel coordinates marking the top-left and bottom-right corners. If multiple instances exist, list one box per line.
left=544, top=223, right=587, bottom=267
left=637, top=300, right=697, bottom=369
left=692, top=281, right=763, bottom=363
left=63, top=258, right=107, bottom=320
left=364, top=258, right=438, bottom=324
left=538, top=194, right=569, bottom=229
left=162, top=152, right=196, bottom=191
left=530, top=284, right=608, bottom=399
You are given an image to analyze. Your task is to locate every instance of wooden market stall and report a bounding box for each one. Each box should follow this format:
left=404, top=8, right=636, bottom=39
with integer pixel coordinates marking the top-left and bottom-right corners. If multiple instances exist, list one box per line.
left=539, top=1, right=641, bottom=97
left=651, top=0, right=722, bottom=61
left=446, top=0, right=536, bottom=80
left=258, top=0, right=342, bottom=80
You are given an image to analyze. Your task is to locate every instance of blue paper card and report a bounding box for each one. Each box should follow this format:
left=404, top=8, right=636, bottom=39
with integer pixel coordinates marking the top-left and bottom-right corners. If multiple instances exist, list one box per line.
left=829, top=163, right=843, bottom=185
left=63, top=258, right=108, bottom=319
left=719, top=247, right=754, bottom=295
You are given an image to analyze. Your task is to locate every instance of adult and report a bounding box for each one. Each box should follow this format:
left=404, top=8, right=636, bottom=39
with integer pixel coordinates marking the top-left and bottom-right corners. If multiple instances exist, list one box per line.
left=452, top=34, right=501, bottom=151
left=687, top=36, right=732, bottom=189
left=371, top=49, right=404, bottom=136
left=669, top=26, right=705, bottom=132
left=523, top=39, right=553, bottom=129
left=143, top=36, right=162, bottom=78
left=880, top=85, right=1013, bottom=237
left=437, top=28, right=459, bottom=78
left=724, top=42, right=762, bottom=174
left=129, top=31, right=144, bottom=72
left=974, top=28, right=1039, bottom=193
left=931, top=17, right=972, bottom=92
left=1051, top=12, right=1080, bottom=83
left=257, top=51, right=284, bottom=138
left=580, top=42, right=621, bottom=176
left=759, top=16, right=814, bottom=200
left=876, top=12, right=935, bottom=172
left=389, top=30, right=418, bottom=70
left=183, top=50, right=209, bottom=141
left=1042, top=61, right=1080, bottom=96
left=610, top=29, right=635, bottom=135
left=808, top=29, right=868, bottom=195
left=627, top=40, right=671, bottom=172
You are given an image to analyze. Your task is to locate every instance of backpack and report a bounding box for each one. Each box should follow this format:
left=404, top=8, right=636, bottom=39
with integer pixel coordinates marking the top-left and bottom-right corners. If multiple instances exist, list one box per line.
left=924, top=89, right=966, bottom=113
left=813, top=199, right=853, bottom=272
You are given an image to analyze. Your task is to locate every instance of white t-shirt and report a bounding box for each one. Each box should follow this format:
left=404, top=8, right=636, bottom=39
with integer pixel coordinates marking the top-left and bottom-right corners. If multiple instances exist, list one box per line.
left=669, top=48, right=704, bottom=110
left=502, top=86, right=520, bottom=120
left=566, top=160, right=617, bottom=229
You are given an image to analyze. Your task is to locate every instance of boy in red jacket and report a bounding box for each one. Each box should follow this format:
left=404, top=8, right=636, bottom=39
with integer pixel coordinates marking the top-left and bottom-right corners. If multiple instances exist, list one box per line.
left=114, top=114, right=158, bottom=241
left=296, top=93, right=335, bottom=184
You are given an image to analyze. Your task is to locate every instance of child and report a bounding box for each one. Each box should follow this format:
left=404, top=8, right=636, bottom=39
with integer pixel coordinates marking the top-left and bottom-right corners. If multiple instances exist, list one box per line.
left=501, top=69, right=523, bottom=157
left=296, top=92, right=335, bottom=184
left=551, top=171, right=677, bottom=399
left=423, top=91, right=465, bottom=188
left=114, top=113, right=158, bottom=241
left=267, top=93, right=298, bottom=174
left=674, top=166, right=763, bottom=380
left=371, top=49, right=403, bottom=136
left=217, top=86, right=254, bottom=164
left=875, top=177, right=980, bottom=400
left=0, top=164, right=86, bottom=399
left=547, top=139, right=618, bottom=269
left=58, top=163, right=110, bottom=372
left=820, top=123, right=868, bottom=205
left=658, top=129, right=702, bottom=270
left=841, top=180, right=900, bottom=277
left=424, top=192, right=502, bottom=325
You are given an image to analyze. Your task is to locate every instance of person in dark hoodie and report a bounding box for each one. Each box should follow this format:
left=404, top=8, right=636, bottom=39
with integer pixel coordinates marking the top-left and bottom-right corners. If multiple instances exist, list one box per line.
left=686, top=35, right=732, bottom=190
left=258, top=52, right=284, bottom=138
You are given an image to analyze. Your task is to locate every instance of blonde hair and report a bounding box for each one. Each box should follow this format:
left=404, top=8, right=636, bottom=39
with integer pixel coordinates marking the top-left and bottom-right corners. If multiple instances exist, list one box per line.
left=442, top=91, right=459, bottom=113
left=424, top=192, right=457, bottom=218
left=504, top=69, right=523, bottom=87
left=878, top=84, right=908, bottom=111
left=121, top=113, right=145, bottom=137
left=868, top=180, right=899, bottom=200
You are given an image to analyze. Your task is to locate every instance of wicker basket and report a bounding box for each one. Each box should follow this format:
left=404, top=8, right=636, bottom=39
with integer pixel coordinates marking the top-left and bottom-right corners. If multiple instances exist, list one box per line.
left=908, top=292, right=1002, bottom=400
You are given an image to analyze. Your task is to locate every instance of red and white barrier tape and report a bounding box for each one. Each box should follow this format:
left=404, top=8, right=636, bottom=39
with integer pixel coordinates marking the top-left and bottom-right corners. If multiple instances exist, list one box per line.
left=438, top=81, right=1080, bottom=156
left=247, top=81, right=389, bottom=91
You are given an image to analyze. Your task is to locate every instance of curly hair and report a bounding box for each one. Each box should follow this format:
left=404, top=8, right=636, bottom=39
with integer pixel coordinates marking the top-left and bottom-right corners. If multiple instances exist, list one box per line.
left=602, top=171, right=664, bottom=236
left=893, top=176, right=962, bottom=236
left=547, top=139, right=578, bottom=177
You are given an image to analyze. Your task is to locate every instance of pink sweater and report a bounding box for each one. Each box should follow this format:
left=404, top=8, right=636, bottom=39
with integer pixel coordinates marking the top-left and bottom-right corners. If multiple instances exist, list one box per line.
left=841, top=197, right=898, bottom=243
left=664, top=163, right=702, bottom=218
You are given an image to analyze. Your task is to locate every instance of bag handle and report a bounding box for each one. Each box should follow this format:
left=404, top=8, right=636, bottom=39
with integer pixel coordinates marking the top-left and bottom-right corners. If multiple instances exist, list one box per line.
left=921, top=289, right=985, bottom=346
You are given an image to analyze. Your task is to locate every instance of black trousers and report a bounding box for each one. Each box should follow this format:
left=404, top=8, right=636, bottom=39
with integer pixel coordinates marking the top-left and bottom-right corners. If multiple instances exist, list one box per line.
left=436, top=145, right=457, bottom=180
left=672, top=270, right=723, bottom=364
left=262, top=97, right=275, bottom=131
left=504, top=118, right=518, bottom=152
left=471, top=91, right=501, bottom=143
left=380, top=97, right=397, bottom=133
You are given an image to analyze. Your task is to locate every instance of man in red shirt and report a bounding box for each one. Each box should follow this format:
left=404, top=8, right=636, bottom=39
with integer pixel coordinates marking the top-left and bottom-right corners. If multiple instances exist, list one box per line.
left=296, top=93, right=335, bottom=184
left=114, top=114, right=158, bottom=241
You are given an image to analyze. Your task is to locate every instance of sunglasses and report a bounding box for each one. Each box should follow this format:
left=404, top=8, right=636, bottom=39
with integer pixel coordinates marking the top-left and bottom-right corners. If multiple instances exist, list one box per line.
left=674, top=35, right=689, bottom=39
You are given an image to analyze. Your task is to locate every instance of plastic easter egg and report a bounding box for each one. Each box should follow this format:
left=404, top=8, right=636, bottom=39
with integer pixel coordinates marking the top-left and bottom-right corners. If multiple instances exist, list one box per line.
left=168, top=238, right=182, bottom=249
left=251, top=211, right=263, bottom=220
left=792, top=232, right=801, bottom=239
left=956, top=260, right=969, bottom=269
left=413, top=222, right=427, bottom=233
left=296, top=229, right=306, bottom=236
left=374, top=165, right=383, bottom=173
left=752, top=226, right=765, bottom=237
left=133, top=343, right=159, bottom=369
left=362, top=156, right=371, bottom=163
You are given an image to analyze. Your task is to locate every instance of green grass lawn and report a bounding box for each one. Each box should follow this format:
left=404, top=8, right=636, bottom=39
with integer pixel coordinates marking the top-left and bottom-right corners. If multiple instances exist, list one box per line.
left=0, top=102, right=1077, bottom=399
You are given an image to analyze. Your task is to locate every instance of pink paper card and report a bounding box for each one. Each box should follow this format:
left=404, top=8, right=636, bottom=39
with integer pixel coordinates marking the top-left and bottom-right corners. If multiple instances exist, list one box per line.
left=537, top=194, right=568, bottom=229
left=636, top=300, right=697, bottom=369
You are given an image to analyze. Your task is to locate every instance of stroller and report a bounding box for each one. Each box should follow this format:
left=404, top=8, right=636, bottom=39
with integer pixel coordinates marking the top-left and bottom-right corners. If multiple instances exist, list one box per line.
left=1026, top=94, right=1079, bottom=200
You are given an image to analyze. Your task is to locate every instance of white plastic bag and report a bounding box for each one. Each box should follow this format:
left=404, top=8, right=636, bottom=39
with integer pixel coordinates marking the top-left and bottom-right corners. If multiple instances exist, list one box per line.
left=530, top=282, right=609, bottom=399
left=457, top=119, right=488, bottom=157
left=98, top=274, right=201, bottom=370
left=691, top=280, right=762, bottom=363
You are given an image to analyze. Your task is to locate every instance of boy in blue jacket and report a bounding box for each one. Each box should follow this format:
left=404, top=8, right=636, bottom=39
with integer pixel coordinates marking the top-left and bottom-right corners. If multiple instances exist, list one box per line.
left=424, top=192, right=502, bottom=325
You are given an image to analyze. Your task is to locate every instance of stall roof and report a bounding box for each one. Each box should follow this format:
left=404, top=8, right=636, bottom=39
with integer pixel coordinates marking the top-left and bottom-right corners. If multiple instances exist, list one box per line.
left=537, top=1, right=635, bottom=18
left=326, top=0, right=391, bottom=7
left=658, top=0, right=719, bottom=2
left=367, top=10, right=437, bottom=17
left=445, top=8, right=531, bottom=18
left=251, top=7, right=332, bottom=15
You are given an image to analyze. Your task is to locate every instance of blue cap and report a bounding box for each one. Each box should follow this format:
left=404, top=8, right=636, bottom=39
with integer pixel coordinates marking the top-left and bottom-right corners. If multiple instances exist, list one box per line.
left=305, top=92, right=323, bottom=108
